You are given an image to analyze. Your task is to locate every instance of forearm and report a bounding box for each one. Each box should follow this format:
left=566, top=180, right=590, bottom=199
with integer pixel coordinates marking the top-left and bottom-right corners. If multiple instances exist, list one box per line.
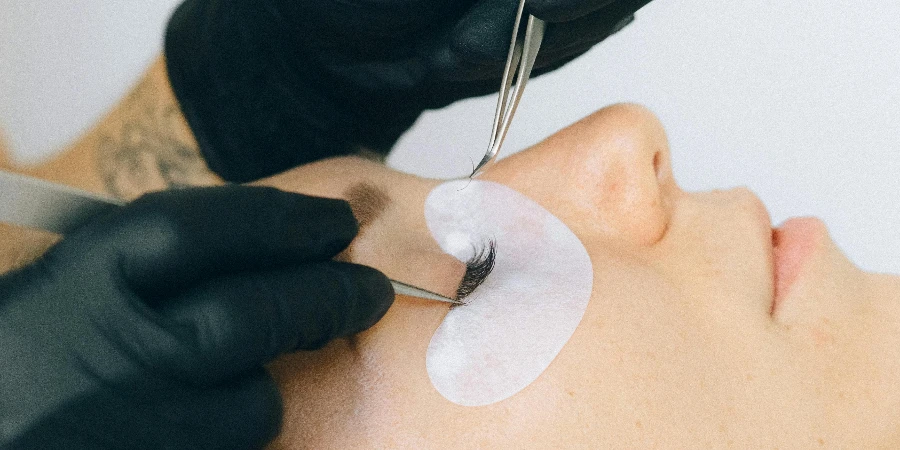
left=0, top=224, right=58, bottom=275
left=20, top=55, right=223, bottom=199
left=0, top=55, right=224, bottom=275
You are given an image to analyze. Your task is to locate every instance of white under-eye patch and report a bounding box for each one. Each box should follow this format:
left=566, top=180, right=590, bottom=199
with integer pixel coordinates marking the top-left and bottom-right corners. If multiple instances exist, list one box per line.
left=424, top=180, right=593, bottom=407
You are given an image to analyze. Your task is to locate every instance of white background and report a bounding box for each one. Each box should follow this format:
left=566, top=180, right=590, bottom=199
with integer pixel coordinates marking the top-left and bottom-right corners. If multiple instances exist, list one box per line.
left=1, top=0, right=898, bottom=274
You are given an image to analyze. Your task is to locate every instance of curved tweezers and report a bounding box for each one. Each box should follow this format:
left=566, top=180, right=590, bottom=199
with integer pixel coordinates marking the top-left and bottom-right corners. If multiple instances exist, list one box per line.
left=470, top=0, right=546, bottom=178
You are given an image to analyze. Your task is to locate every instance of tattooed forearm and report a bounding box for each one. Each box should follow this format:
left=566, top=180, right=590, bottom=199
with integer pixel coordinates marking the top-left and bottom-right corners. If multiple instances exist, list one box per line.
left=0, top=58, right=224, bottom=275
left=95, top=58, right=221, bottom=199
left=96, top=106, right=210, bottom=199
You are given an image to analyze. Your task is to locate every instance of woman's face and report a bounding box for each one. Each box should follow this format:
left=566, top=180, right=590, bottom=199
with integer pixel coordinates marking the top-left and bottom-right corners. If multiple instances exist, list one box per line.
left=261, top=103, right=900, bottom=448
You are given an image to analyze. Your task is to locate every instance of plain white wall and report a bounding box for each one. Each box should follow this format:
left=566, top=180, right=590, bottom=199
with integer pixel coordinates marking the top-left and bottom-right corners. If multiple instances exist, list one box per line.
left=1, top=0, right=898, bottom=274
left=0, top=0, right=183, bottom=159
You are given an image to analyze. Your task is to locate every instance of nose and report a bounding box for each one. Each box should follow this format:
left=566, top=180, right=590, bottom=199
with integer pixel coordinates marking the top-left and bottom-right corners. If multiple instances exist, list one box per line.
left=486, top=103, right=677, bottom=247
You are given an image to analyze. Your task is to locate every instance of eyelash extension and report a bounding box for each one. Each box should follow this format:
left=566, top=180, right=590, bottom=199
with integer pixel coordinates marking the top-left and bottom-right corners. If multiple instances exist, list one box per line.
left=456, top=240, right=497, bottom=302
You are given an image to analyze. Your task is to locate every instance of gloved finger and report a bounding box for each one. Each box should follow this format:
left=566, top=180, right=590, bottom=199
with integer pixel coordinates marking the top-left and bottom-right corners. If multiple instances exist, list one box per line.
left=539, top=7, right=640, bottom=56
left=419, top=0, right=513, bottom=82
left=531, top=46, right=591, bottom=76
left=426, top=27, right=609, bottom=83
left=280, top=0, right=478, bottom=40
left=70, top=186, right=358, bottom=299
left=528, top=0, right=619, bottom=23
left=419, top=75, right=506, bottom=108
left=431, top=0, right=644, bottom=81
left=423, top=27, right=616, bottom=102
left=448, top=0, right=641, bottom=62
left=532, top=20, right=627, bottom=71
left=145, top=370, right=283, bottom=450
left=18, top=370, right=282, bottom=450
left=421, top=42, right=586, bottom=105
left=448, top=0, right=520, bottom=66
left=150, top=261, right=393, bottom=383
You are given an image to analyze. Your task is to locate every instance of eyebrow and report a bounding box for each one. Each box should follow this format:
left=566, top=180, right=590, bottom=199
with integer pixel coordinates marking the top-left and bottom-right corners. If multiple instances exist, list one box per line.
left=341, top=182, right=479, bottom=300
left=343, top=182, right=390, bottom=234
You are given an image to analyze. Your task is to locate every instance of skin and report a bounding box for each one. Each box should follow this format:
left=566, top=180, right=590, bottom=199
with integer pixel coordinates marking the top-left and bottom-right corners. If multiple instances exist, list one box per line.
left=0, top=57, right=221, bottom=272
left=259, top=104, right=900, bottom=448
left=2, top=60, right=898, bottom=447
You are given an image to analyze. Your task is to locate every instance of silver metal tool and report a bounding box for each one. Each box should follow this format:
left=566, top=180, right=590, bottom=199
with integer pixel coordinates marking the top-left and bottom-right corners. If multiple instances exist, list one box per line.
left=0, top=170, right=125, bottom=233
left=390, top=279, right=462, bottom=305
left=470, top=0, right=546, bottom=178
left=0, top=170, right=463, bottom=305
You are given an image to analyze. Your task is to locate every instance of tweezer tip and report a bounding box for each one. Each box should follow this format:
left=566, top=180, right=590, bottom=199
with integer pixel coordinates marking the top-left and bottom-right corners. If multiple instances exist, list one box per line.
left=469, top=156, right=492, bottom=178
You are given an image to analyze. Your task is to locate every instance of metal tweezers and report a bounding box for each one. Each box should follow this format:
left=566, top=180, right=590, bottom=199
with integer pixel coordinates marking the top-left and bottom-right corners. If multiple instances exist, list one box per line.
left=0, top=170, right=463, bottom=305
left=470, top=0, right=546, bottom=177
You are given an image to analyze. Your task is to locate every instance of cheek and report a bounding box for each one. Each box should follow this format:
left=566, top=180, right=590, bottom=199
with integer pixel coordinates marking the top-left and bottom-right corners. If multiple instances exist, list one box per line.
left=496, top=265, right=694, bottom=442
left=332, top=299, right=461, bottom=443
left=574, top=260, right=693, bottom=367
left=266, top=340, right=365, bottom=445
left=267, top=300, right=452, bottom=446
left=546, top=266, right=756, bottom=440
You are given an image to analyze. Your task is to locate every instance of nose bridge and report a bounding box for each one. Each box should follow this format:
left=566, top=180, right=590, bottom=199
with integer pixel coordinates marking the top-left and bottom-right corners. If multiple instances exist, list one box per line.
left=493, top=104, right=675, bottom=247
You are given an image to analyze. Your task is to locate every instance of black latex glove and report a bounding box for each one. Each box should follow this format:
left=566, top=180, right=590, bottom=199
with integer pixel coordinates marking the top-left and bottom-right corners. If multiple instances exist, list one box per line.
left=165, top=0, right=653, bottom=182
left=0, top=186, right=393, bottom=449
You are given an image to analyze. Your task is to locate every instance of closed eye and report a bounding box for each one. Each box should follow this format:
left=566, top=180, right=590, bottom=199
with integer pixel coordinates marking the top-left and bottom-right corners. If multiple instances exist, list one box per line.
left=456, top=240, right=497, bottom=302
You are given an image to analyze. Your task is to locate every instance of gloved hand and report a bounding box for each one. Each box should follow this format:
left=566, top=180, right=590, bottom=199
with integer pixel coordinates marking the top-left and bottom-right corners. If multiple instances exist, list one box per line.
left=165, top=0, right=652, bottom=182
left=0, top=186, right=393, bottom=449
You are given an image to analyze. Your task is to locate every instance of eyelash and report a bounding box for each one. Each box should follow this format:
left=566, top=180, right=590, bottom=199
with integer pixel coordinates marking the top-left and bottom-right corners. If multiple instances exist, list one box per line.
left=456, top=239, right=497, bottom=302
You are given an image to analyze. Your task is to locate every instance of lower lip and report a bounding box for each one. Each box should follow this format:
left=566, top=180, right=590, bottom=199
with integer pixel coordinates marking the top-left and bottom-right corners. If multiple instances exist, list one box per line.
left=771, top=217, right=825, bottom=312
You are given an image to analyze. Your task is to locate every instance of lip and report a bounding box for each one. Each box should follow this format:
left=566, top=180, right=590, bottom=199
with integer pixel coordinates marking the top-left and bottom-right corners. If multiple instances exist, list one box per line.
left=770, top=217, right=827, bottom=315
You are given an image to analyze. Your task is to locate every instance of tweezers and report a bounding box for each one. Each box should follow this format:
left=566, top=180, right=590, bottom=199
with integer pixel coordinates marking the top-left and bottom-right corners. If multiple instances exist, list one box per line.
left=0, top=170, right=463, bottom=305
left=470, top=0, right=546, bottom=178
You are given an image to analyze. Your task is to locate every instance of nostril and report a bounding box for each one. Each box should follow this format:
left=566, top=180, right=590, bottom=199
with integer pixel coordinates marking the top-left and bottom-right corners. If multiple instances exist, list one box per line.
left=653, top=151, right=662, bottom=179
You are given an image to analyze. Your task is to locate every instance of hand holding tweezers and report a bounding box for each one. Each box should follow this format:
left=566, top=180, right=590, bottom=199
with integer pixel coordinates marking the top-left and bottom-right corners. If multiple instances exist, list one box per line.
left=0, top=170, right=462, bottom=305
left=470, top=0, right=546, bottom=178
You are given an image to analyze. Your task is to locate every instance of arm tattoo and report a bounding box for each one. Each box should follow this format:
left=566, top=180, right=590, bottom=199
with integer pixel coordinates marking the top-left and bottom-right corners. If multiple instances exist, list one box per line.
left=96, top=72, right=218, bottom=199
